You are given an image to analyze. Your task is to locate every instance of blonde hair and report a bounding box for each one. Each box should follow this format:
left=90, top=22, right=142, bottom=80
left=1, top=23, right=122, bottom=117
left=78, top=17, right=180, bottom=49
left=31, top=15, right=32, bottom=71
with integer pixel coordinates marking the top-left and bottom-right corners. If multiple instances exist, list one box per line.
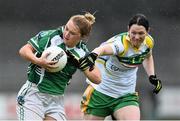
left=70, top=12, right=95, bottom=37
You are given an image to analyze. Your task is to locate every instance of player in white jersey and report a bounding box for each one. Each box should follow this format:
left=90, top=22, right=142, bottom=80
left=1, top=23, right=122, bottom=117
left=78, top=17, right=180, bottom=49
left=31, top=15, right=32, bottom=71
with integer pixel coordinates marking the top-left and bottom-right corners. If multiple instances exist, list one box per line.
left=16, top=12, right=101, bottom=121
left=80, top=13, right=162, bottom=120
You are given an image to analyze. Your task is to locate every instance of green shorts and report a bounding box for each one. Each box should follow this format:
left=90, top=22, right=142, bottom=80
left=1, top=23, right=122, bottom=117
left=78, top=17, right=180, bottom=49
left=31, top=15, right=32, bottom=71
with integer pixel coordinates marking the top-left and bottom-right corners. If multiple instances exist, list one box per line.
left=81, top=85, right=139, bottom=117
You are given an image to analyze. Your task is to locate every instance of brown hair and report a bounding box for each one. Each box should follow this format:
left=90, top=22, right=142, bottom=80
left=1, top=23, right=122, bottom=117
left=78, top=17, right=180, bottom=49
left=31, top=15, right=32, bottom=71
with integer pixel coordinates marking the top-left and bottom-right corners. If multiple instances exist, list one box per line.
left=129, top=13, right=149, bottom=31
left=70, top=12, right=95, bottom=37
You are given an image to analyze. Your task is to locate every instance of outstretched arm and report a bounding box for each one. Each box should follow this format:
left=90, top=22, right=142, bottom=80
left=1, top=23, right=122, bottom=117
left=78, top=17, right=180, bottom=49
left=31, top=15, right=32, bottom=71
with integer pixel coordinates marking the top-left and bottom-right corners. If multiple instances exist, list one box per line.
left=65, top=50, right=101, bottom=84
left=78, top=43, right=114, bottom=71
left=79, top=44, right=114, bottom=84
left=92, top=43, right=114, bottom=56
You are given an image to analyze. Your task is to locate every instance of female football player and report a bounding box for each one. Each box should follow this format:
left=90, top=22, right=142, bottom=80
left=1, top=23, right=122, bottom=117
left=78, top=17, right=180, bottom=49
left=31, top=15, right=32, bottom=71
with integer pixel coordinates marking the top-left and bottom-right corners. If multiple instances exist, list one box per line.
left=80, top=13, right=162, bottom=120
left=16, top=12, right=101, bottom=121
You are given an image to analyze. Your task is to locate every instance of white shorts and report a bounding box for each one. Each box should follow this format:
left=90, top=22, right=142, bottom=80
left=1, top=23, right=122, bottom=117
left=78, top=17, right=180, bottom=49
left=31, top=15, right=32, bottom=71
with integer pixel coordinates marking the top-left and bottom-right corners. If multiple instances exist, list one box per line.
left=16, top=80, right=66, bottom=121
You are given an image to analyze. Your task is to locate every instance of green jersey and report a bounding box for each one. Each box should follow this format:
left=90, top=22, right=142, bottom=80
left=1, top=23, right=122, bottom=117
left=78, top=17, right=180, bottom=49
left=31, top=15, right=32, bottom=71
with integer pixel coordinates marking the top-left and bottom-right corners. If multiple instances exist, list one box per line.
left=27, top=26, right=89, bottom=95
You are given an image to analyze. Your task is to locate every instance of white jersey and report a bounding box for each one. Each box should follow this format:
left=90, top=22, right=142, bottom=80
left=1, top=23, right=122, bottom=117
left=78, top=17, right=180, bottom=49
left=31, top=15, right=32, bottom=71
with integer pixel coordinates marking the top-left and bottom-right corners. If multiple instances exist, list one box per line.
left=88, top=32, right=154, bottom=98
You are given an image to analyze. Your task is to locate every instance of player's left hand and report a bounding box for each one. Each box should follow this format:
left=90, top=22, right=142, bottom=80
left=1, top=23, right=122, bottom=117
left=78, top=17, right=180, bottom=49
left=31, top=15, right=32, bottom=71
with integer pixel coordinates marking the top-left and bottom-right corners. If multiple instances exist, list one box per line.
left=79, top=52, right=98, bottom=71
left=149, top=75, right=162, bottom=94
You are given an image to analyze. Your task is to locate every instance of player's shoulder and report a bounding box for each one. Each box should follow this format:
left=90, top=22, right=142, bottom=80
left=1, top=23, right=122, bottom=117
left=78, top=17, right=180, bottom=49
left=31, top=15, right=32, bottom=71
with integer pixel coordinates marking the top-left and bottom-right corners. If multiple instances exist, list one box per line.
left=38, top=27, right=63, bottom=39
left=36, top=30, right=54, bottom=39
left=145, top=34, right=154, bottom=49
left=106, top=32, right=128, bottom=43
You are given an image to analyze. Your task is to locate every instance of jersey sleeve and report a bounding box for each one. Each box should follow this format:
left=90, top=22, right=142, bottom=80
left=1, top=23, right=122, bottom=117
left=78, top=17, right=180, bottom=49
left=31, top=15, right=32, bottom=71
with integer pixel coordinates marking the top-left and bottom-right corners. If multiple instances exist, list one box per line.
left=107, top=35, right=124, bottom=55
left=28, top=30, right=52, bottom=53
left=145, top=34, right=154, bottom=49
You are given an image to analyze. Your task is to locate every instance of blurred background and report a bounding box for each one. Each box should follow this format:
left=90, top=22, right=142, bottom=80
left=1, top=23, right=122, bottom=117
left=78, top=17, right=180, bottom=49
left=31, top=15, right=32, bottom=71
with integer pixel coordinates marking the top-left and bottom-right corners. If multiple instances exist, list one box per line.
left=0, top=0, right=180, bottom=120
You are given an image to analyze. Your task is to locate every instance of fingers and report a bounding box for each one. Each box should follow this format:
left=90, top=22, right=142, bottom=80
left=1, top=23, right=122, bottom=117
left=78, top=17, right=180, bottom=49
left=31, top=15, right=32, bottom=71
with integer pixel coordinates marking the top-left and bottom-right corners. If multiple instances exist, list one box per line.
left=39, top=54, right=59, bottom=69
left=79, top=58, right=86, bottom=66
left=65, top=50, right=75, bottom=59
left=153, top=80, right=162, bottom=94
left=79, top=59, right=95, bottom=71
left=89, top=66, right=94, bottom=71
left=46, top=66, right=59, bottom=72
left=65, top=50, right=80, bottom=67
left=149, top=75, right=162, bottom=94
left=41, top=51, right=51, bottom=59
left=153, top=88, right=161, bottom=94
left=78, top=53, right=97, bottom=71
left=65, top=50, right=72, bottom=57
left=66, top=51, right=97, bottom=71
left=45, top=60, right=60, bottom=71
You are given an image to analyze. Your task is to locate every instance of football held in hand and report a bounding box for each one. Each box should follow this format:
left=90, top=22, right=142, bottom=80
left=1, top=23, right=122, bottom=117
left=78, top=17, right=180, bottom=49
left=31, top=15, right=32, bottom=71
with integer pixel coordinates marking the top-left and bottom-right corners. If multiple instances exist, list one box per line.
left=42, top=46, right=67, bottom=72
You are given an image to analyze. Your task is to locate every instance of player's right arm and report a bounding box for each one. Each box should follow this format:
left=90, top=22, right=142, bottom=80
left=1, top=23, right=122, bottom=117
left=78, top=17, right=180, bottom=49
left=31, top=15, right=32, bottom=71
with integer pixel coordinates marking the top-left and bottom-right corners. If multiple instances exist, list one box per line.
left=79, top=38, right=124, bottom=71
left=92, top=35, right=124, bottom=56
left=76, top=43, right=113, bottom=84
left=19, top=44, right=39, bottom=64
left=92, top=43, right=114, bottom=56
left=19, top=43, right=57, bottom=69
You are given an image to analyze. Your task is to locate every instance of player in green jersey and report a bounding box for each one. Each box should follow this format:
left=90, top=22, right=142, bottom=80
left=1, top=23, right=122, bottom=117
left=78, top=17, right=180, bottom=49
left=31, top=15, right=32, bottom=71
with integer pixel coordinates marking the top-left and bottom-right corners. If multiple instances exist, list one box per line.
left=16, top=12, right=101, bottom=121
left=80, top=14, right=162, bottom=120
